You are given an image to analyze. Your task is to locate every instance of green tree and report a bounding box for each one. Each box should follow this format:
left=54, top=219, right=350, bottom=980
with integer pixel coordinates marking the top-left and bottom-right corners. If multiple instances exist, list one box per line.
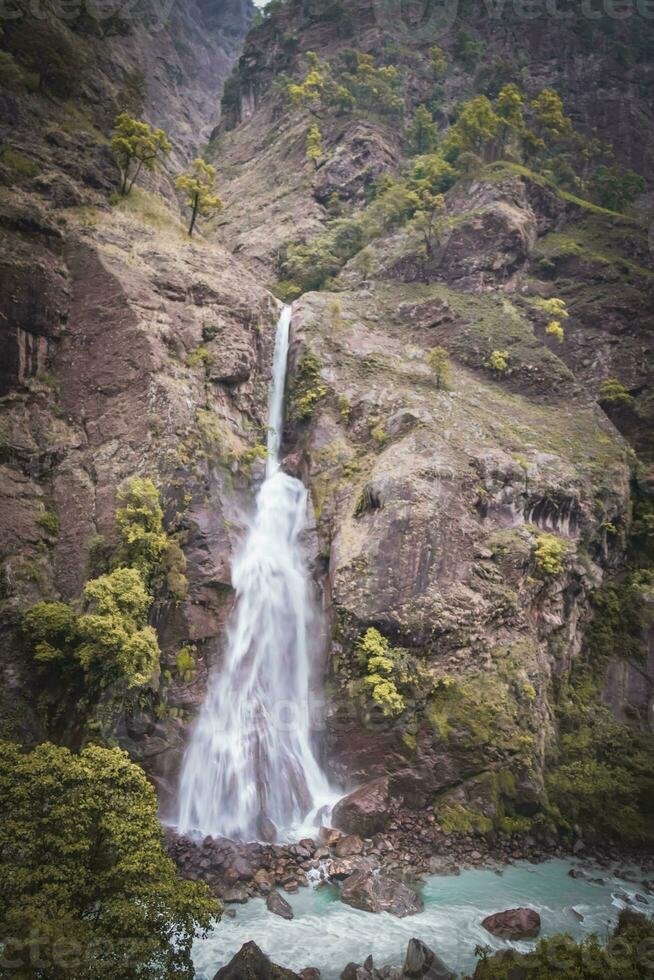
left=407, top=104, right=439, bottom=155
left=8, top=19, right=85, bottom=97
left=588, top=164, right=645, bottom=212
left=306, top=123, right=323, bottom=163
left=0, top=741, right=220, bottom=979
left=175, top=158, right=223, bottom=236
left=77, top=567, right=160, bottom=691
left=531, top=88, right=572, bottom=140
left=495, top=83, right=524, bottom=153
left=443, top=96, right=501, bottom=160
left=427, top=346, right=452, bottom=389
left=412, top=189, right=445, bottom=259
left=111, top=113, right=171, bottom=197
left=454, top=29, right=484, bottom=70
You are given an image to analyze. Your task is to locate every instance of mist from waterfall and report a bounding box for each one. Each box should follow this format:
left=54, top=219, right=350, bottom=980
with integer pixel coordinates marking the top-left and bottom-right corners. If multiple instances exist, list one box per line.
left=176, top=306, right=334, bottom=842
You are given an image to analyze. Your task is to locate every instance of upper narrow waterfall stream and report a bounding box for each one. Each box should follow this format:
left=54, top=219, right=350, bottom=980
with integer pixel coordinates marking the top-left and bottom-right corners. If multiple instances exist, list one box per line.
left=177, top=306, right=335, bottom=842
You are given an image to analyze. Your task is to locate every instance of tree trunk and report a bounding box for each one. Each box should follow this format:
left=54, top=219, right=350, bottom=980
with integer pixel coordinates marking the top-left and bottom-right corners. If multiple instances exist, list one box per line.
left=188, top=194, right=199, bottom=237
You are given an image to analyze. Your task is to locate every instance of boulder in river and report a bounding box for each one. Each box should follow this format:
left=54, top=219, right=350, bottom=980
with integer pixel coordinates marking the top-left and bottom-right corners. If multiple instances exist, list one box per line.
left=332, top=778, right=391, bottom=837
left=481, top=907, right=541, bottom=940
left=340, top=869, right=424, bottom=917
left=212, top=940, right=302, bottom=979
left=402, top=938, right=456, bottom=979
left=267, top=889, right=294, bottom=920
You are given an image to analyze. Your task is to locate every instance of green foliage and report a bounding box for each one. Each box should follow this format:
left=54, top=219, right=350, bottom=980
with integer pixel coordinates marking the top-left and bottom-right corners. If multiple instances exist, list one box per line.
left=454, top=29, right=484, bottom=71
left=545, top=320, right=565, bottom=342
left=8, top=18, right=85, bottom=97
left=485, top=349, right=509, bottom=373
left=357, top=628, right=405, bottom=717
left=78, top=568, right=160, bottom=690
left=533, top=296, right=569, bottom=321
left=598, top=378, right=635, bottom=407
left=588, top=164, right=645, bottom=212
left=438, top=803, right=492, bottom=835
left=533, top=532, right=568, bottom=576
left=407, top=104, right=438, bottom=155
left=531, top=88, right=573, bottom=141
left=429, top=44, right=447, bottom=77
left=0, top=51, right=25, bottom=90
left=175, top=158, right=223, bottom=236
left=111, top=112, right=171, bottom=197
left=426, top=346, right=452, bottom=389
left=114, top=477, right=168, bottom=583
left=176, top=646, right=197, bottom=682
left=286, top=49, right=404, bottom=122
left=306, top=123, right=323, bottom=162
left=473, top=909, right=654, bottom=979
left=187, top=345, right=215, bottom=370
left=289, top=353, right=327, bottom=422
left=0, top=741, right=220, bottom=979
left=36, top=510, right=59, bottom=536
left=0, top=146, right=39, bottom=178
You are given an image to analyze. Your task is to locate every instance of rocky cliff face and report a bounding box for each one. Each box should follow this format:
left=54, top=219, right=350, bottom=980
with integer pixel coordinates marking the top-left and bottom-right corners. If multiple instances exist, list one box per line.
left=1, top=0, right=653, bottom=848
left=0, top=0, right=281, bottom=803
left=205, top=0, right=654, bottom=839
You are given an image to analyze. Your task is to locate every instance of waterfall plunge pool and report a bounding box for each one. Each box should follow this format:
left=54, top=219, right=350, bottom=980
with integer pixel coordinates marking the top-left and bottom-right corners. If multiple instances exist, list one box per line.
left=192, top=858, right=650, bottom=978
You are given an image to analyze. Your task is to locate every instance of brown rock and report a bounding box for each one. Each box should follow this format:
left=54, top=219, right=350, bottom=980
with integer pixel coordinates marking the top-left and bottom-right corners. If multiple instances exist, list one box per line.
left=319, top=826, right=343, bottom=847
left=212, top=941, right=302, bottom=979
left=482, top=907, right=541, bottom=940
left=340, top=870, right=424, bottom=917
left=266, top=889, right=294, bottom=920
left=332, top=778, right=391, bottom=838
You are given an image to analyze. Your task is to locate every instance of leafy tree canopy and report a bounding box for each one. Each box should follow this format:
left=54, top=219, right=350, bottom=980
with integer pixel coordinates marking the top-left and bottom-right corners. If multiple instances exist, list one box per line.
left=111, top=113, right=171, bottom=197
left=0, top=741, right=220, bottom=979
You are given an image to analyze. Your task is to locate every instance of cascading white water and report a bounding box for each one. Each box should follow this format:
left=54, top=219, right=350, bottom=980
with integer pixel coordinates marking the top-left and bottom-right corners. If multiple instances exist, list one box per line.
left=176, top=306, right=334, bottom=842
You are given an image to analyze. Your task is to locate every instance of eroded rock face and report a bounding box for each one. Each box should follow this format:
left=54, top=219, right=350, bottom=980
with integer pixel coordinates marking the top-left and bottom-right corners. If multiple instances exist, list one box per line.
left=481, top=907, right=541, bottom=940
left=340, top=869, right=424, bottom=917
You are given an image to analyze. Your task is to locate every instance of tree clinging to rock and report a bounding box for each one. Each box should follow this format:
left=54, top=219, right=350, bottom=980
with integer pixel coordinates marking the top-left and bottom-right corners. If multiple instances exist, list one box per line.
left=176, top=158, right=224, bottom=237
left=111, top=112, right=171, bottom=197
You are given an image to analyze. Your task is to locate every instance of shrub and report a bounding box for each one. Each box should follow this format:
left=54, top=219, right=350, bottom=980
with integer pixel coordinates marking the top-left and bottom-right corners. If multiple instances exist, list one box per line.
left=426, top=346, right=452, bottom=389
left=588, top=164, right=645, bottom=212
left=357, top=628, right=408, bottom=718
left=545, top=320, right=564, bottom=341
left=0, top=146, right=39, bottom=178
left=176, top=646, right=197, bottom=682
left=114, top=477, right=168, bottom=583
left=306, top=123, right=323, bottom=162
left=598, top=378, right=634, bottom=406
left=187, top=346, right=215, bottom=370
left=36, top=510, right=59, bottom=536
left=534, top=532, right=567, bottom=576
left=485, top=349, right=509, bottom=373
left=0, top=741, right=220, bottom=979
left=77, top=567, right=160, bottom=690
left=407, top=104, right=439, bottom=155
left=288, top=353, right=327, bottom=421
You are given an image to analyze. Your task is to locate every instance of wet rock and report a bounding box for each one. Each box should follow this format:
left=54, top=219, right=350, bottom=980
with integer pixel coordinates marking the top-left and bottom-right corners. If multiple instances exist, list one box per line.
left=570, top=907, right=584, bottom=921
left=213, top=940, right=302, bottom=979
left=319, top=826, right=343, bottom=847
left=340, top=870, right=424, bottom=917
left=334, top=834, right=365, bottom=858
left=221, top=885, right=249, bottom=904
left=267, top=889, right=294, bottom=920
left=481, top=908, right=541, bottom=940
left=300, top=970, right=321, bottom=980
left=257, top=814, right=278, bottom=843
left=403, top=938, right=456, bottom=979
left=254, top=868, right=274, bottom=893
left=332, top=778, right=391, bottom=837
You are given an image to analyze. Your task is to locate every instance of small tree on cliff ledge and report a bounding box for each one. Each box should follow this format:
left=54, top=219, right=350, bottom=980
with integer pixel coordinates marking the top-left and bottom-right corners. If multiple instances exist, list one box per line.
left=111, top=113, right=171, bottom=197
left=176, top=159, right=223, bottom=237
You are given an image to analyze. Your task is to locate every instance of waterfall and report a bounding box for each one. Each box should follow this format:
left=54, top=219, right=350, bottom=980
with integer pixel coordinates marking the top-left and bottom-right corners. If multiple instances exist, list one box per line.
left=176, top=306, right=334, bottom=842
